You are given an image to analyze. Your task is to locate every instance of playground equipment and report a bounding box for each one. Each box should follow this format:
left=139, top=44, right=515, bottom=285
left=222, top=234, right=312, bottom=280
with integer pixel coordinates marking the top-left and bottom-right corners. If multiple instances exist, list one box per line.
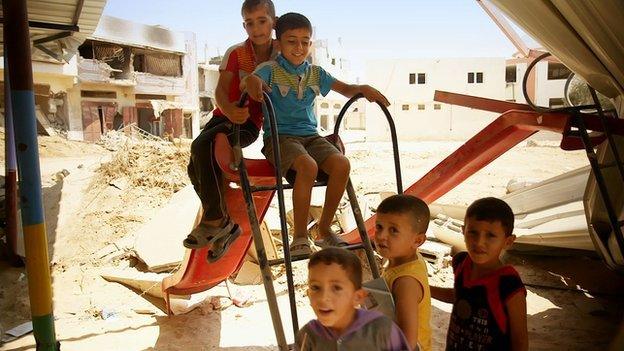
left=163, top=92, right=403, bottom=349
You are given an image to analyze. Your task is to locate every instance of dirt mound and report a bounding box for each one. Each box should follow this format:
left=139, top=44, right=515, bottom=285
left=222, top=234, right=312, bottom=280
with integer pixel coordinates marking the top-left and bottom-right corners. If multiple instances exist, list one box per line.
left=0, top=128, right=107, bottom=160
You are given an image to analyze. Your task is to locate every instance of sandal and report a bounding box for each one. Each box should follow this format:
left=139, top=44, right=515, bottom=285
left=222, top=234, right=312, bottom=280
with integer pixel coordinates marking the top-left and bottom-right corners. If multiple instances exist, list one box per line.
left=183, top=217, right=239, bottom=249
left=316, top=230, right=348, bottom=249
left=289, top=236, right=313, bottom=257
left=207, top=224, right=242, bottom=263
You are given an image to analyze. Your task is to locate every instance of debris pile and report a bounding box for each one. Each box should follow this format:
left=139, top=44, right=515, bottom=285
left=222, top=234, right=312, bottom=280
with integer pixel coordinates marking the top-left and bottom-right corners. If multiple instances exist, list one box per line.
left=95, top=130, right=190, bottom=195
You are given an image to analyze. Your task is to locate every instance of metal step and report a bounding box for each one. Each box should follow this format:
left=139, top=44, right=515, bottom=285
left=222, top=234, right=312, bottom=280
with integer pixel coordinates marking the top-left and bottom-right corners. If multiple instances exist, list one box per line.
left=268, top=243, right=367, bottom=266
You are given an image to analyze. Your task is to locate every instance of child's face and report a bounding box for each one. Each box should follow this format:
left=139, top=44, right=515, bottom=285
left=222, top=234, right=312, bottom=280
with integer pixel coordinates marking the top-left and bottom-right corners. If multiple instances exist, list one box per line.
left=307, top=262, right=365, bottom=334
left=374, top=212, right=425, bottom=260
left=276, top=28, right=312, bottom=67
left=242, top=5, right=274, bottom=46
left=463, top=217, right=515, bottom=267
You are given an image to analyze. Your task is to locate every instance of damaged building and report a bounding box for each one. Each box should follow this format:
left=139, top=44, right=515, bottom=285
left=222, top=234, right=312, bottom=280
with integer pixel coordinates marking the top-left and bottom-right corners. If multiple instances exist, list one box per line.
left=1, top=14, right=200, bottom=142
left=72, top=15, right=199, bottom=141
left=0, top=0, right=108, bottom=138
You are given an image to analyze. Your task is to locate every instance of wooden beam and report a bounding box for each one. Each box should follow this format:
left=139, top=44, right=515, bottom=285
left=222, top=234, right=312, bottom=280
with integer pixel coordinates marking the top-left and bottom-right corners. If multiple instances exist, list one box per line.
left=73, top=0, right=85, bottom=26
left=32, top=31, right=72, bottom=45
left=34, top=44, right=63, bottom=62
left=0, top=18, right=79, bottom=32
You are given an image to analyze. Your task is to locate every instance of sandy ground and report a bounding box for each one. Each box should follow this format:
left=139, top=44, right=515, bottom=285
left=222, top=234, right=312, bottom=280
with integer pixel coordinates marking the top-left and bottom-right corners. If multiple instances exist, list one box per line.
left=1, top=133, right=623, bottom=351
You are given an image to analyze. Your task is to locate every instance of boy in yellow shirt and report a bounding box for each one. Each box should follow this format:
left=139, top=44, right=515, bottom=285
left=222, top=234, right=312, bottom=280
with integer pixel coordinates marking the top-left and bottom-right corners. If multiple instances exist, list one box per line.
left=374, top=194, right=432, bottom=351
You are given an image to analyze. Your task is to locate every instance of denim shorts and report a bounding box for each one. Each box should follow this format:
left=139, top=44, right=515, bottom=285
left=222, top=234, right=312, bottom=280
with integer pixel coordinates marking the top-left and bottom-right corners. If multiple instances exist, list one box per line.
left=262, top=134, right=341, bottom=175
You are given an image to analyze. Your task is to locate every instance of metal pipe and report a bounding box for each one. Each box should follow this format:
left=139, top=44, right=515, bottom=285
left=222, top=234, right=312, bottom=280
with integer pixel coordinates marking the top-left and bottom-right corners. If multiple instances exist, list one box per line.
left=264, top=91, right=300, bottom=336
left=237, top=146, right=288, bottom=350
left=231, top=93, right=288, bottom=349
left=3, top=51, right=20, bottom=267
left=333, top=93, right=403, bottom=193
left=3, top=1, right=59, bottom=349
left=346, top=180, right=381, bottom=278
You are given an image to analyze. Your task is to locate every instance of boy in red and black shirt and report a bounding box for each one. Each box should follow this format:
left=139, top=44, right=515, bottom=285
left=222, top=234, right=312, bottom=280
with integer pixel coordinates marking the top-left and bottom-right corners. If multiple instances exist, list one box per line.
left=431, top=197, right=528, bottom=351
left=184, top=0, right=278, bottom=261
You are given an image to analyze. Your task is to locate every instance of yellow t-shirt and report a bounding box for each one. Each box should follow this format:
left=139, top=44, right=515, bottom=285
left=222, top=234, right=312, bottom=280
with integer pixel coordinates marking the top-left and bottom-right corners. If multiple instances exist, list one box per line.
left=383, top=252, right=432, bottom=351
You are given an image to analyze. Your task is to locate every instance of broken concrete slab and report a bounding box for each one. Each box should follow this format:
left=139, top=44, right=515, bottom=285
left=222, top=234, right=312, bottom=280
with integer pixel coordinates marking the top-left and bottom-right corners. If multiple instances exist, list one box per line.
left=35, top=106, right=56, bottom=136
left=419, top=240, right=452, bottom=269
left=233, top=261, right=263, bottom=285
left=100, top=268, right=178, bottom=300
left=245, top=221, right=278, bottom=263
left=134, top=185, right=201, bottom=272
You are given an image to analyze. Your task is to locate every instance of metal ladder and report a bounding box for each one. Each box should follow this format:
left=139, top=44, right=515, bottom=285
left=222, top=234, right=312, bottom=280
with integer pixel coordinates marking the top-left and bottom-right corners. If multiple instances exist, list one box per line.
left=232, top=92, right=403, bottom=350
left=522, top=52, right=624, bottom=270
left=572, top=87, right=624, bottom=270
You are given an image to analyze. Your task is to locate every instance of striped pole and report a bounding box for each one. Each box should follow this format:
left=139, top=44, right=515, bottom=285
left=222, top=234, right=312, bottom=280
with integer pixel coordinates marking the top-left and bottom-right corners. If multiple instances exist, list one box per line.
left=4, top=51, right=21, bottom=267
left=3, top=1, right=59, bottom=350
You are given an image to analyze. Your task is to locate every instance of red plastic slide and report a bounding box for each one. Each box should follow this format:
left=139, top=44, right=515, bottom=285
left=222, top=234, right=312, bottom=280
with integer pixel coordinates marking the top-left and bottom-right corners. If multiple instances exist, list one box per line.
left=162, top=133, right=277, bottom=313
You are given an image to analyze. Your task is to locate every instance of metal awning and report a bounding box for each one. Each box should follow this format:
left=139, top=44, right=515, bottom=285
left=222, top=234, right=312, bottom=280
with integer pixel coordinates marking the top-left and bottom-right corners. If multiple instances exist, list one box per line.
left=0, top=0, right=107, bottom=62
left=490, top=0, right=624, bottom=99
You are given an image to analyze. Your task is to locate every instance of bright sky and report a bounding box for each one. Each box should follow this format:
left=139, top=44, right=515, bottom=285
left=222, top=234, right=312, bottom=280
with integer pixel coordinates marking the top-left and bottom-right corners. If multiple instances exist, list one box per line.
left=103, top=0, right=533, bottom=77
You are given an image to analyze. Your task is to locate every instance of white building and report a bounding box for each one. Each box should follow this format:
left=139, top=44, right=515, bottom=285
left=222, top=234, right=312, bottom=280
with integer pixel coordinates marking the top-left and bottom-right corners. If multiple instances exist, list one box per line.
left=363, top=56, right=570, bottom=141
left=311, top=38, right=366, bottom=136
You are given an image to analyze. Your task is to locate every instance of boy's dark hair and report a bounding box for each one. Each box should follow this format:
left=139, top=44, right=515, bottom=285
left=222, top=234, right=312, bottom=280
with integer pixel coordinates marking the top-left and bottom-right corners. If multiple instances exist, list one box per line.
left=465, top=197, right=515, bottom=236
left=241, top=0, right=275, bottom=18
left=308, top=248, right=362, bottom=289
left=376, top=195, right=430, bottom=234
left=275, top=12, right=312, bottom=39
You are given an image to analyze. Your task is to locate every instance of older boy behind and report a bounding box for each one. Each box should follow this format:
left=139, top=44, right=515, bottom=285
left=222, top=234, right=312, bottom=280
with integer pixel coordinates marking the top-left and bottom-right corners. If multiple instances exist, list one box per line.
left=243, top=13, right=389, bottom=256
left=184, top=0, right=278, bottom=261
left=297, top=248, right=410, bottom=351
left=430, top=197, right=528, bottom=351
left=374, top=195, right=432, bottom=351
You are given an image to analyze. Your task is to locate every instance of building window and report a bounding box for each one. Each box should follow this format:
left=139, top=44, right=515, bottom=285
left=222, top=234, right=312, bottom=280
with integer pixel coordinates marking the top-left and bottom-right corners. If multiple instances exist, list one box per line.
left=320, top=114, right=329, bottom=129
left=418, top=104, right=425, bottom=110
left=418, top=73, right=426, bottom=84
left=200, top=97, right=214, bottom=112
left=506, top=65, right=517, bottom=83
left=468, top=72, right=484, bottom=83
left=333, top=103, right=342, bottom=109
left=549, top=98, right=565, bottom=108
left=321, top=102, right=329, bottom=108
left=548, top=62, right=572, bottom=80
left=434, top=104, right=441, bottom=110
left=135, top=94, right=166, bottom=100
left=81, top=90, right=117, bottom=98
left=402, top=104, right=410, bottom=111
left=410, top=73, right=426, bottom=84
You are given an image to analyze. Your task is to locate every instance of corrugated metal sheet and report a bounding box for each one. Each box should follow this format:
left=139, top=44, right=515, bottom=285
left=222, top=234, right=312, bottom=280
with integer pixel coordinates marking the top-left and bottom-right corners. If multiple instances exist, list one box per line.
left=1, top=0, right=107, bottom=60
left=490, top=0, right=624, bottom=98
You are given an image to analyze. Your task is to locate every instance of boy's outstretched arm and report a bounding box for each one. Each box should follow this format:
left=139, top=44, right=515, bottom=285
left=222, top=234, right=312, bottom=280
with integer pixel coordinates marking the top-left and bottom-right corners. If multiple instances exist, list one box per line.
left=216, top=71, right=250, bottom=124
left=430, top=286, right=455, bottom=303
left=331, top=80, right=390, bottom=106
left=392, top=276, right=424, bottom=351
left=507, top=291, right=528, bottom=351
